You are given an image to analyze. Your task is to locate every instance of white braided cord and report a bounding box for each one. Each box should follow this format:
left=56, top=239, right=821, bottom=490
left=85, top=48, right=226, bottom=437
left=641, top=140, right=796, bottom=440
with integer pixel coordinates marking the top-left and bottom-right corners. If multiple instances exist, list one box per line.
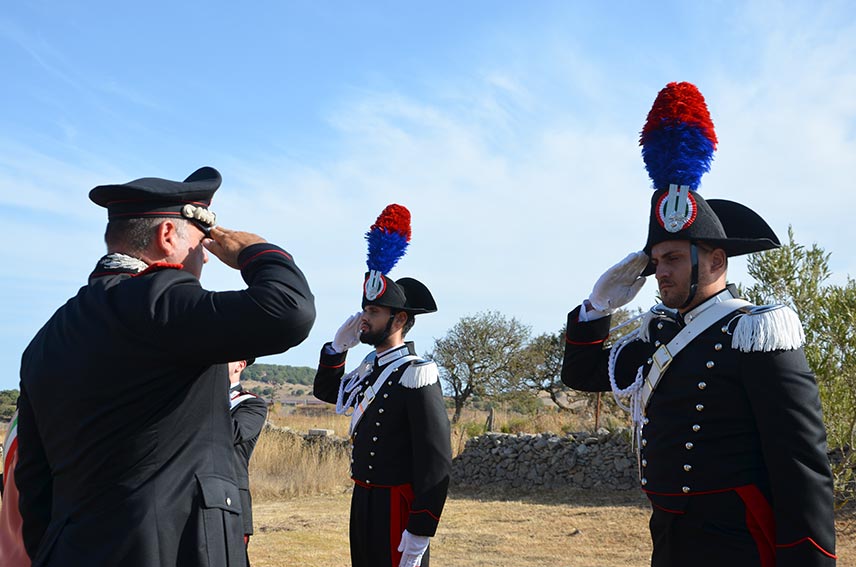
left=607, top=328, right=645, bottom=431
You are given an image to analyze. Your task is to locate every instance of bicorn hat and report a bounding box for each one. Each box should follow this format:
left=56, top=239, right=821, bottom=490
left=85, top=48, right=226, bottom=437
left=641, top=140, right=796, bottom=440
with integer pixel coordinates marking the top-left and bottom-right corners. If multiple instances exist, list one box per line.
left=90, top=166, right=221, bottom=233
left=639, top=82, right=779, bottom=275
left=361, top=204, right=437, bottom=315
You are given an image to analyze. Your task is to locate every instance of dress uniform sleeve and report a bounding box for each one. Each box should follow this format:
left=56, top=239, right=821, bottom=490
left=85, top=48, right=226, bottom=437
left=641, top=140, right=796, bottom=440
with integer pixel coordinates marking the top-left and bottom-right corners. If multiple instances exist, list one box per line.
left=404, top=380, right=452, bottom=537
left=313, top=342, right=347, bottom=405
left=14, top=385, right=52, bottom=559
left=144, top=242, right=315, bottom=364
left=232, top=397, right=268, bottom=446
left=740, top=347, right=837, bottom=566
left=561, top=305, right=614, bottom=392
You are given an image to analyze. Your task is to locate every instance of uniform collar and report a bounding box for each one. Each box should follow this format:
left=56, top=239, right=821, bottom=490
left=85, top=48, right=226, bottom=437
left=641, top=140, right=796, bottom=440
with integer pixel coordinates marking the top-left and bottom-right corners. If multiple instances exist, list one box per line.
left=376, top=342, right=415, bottom=366
left=683, top=285, right=738, bottom=325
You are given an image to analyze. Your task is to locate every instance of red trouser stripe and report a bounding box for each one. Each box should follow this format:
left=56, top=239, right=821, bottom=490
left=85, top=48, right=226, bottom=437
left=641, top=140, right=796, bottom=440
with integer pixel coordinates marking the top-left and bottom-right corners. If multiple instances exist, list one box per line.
left=734, top=485, right=775, bottom=567
left=388, top=483, right=415, bottom=567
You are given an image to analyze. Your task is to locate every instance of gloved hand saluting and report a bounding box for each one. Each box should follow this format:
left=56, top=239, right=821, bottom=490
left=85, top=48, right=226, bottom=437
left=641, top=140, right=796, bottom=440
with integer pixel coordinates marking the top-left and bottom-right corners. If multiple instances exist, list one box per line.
left=397, top=529, right=430, bottom=567
left=331, top=312, right=363, bottom=353
left=587, top=251, right=649, bottom=312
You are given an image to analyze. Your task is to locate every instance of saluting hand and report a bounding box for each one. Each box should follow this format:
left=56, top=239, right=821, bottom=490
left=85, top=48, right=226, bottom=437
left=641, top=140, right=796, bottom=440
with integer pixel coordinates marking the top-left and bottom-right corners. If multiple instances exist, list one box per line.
left=203, top=226, right=267, bottom=269
left=587, top=251, right=649, bottom=312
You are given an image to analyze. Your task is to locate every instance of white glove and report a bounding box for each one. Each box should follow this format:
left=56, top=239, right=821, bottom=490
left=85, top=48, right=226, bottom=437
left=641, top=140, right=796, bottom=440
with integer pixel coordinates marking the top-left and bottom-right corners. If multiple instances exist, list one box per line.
left=587, top=251, right=649, bottom=312
left=331, top=312, right=362, bottom=353
left=397, top=529, right=430, bottom=567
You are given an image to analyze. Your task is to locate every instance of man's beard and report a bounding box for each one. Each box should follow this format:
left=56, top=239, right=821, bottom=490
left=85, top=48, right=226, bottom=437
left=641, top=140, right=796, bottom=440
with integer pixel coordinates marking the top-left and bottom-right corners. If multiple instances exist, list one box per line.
left=359, top=327, right=391, bottom=347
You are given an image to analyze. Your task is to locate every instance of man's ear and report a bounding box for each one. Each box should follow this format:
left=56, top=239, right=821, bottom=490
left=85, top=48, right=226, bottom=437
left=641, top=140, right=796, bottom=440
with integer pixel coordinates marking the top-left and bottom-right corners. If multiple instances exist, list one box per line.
left=393, top=310, right=409, bottom=330
left=153, top=220, right=179, bottom=256
left=709, top=247, right=727, bottom=274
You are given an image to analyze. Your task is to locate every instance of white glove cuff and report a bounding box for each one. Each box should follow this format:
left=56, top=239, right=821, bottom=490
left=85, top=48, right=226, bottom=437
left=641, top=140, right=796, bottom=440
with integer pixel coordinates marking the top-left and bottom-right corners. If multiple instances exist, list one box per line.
left=580, top=299, right=611, bottom=322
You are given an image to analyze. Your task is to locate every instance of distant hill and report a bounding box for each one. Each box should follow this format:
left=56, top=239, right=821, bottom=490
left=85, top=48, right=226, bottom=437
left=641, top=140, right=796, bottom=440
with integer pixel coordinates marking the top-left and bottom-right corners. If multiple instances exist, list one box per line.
left=242, top=364, right=316, bottom=386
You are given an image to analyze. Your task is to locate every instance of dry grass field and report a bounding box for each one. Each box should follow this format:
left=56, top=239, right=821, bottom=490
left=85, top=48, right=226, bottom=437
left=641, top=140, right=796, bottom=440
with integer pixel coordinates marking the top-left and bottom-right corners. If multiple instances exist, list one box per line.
left=249, top=406, right=856, bottom=567
left=249, top=488, right=856, bottom=567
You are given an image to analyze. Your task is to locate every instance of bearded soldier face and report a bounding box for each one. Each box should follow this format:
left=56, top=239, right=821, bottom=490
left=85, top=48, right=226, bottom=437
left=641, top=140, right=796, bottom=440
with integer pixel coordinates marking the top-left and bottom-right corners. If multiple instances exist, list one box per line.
left=359, top=305, right=396, bottom=347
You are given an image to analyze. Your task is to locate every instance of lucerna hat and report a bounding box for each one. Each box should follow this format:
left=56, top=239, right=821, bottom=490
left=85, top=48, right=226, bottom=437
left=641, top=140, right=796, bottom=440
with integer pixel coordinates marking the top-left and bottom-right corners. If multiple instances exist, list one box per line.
left=90, top=166, right=221, bottom=233
left=639, top=82, right=779, bottom=276
left=361, top=204, right=437, bottom=315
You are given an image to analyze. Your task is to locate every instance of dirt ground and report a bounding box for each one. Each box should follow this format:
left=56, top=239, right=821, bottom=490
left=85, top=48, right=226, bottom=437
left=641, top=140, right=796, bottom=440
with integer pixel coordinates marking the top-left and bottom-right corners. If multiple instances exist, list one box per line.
left=249, top=487, right=856, bottom=567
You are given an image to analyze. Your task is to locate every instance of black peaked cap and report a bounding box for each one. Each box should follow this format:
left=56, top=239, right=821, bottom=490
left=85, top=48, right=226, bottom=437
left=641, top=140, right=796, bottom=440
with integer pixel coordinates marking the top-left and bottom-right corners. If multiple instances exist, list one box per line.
left=89, top=166, right=221, bottom=230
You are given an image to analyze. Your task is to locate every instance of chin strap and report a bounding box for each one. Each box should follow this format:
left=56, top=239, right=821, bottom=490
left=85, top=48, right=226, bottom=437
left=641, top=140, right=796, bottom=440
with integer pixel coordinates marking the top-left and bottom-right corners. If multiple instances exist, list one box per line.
left=679, top=243, right=700, bottom=310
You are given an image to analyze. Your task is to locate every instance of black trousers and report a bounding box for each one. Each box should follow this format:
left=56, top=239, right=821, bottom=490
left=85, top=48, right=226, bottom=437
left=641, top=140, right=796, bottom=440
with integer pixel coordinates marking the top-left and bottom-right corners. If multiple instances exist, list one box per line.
left=350, top=482, right=430, bottom=567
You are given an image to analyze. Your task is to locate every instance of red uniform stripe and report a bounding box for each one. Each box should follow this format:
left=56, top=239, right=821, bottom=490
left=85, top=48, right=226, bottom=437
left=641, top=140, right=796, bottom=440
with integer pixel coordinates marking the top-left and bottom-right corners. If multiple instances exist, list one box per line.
left=388, top=483, right=414, bottom=567
left=734, top=485, right=775, bottom=567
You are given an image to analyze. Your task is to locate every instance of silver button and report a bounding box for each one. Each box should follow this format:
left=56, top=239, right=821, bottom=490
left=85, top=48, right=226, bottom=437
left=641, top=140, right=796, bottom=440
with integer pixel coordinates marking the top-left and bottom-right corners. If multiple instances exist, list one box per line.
left=643, top=417, right=650, bottom=425
left=383, top=394, right=388, bottom=399
left=696, top=404, right=704, bottom=412
left=641, top=478, right=648, bottom=486
left=683, top=464, right=692, bottom=472
left=641, top=459, right=648, bottom=467
left=714, top=343, right=723, bottom=351
left=642, top=439, right=647, bottom=447
left=372, top=436, right=378, bottom=442
left=366, top=479, right=371, bottom=484
left=654, top=340, right=661, bottom=347
left=375, top=422, right=380, bottom=426
left=379, top=408, right=384, bottom=414
left=692, top=424, right=701, bottom=432
left=370, top=451, right=375, bottom=457
left=697, top=382, right=707, bottom=390
left=706, top=361, right=715, bottom=369
left=647, top=357, right=653, bottom=365
left=368, top=465, right=373, bottom=470
left=388, top=381, right=393, bottom=386
left=682, top=486, right=691, bottom=493
left=226, top=497, right=232, bottom=506
left=721, top=325, right=729, bottom=333
left=685, top=442, right=694, bottom=450
left=657, top=322, right=664, bottom=330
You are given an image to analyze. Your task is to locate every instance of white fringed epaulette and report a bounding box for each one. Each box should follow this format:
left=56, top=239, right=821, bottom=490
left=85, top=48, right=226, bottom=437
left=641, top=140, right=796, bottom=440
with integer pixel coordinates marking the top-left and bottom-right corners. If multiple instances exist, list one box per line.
left=399, top=360, right=439, bottom=389
left=731, top=304, right=805, bottom=353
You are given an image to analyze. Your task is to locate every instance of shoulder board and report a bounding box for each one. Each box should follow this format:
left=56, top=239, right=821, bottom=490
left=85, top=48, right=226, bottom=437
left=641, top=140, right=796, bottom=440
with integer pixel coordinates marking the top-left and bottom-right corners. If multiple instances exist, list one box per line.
left=731, top=304, right=805, bottom=353
left=399, top=360, right=439, bottom=389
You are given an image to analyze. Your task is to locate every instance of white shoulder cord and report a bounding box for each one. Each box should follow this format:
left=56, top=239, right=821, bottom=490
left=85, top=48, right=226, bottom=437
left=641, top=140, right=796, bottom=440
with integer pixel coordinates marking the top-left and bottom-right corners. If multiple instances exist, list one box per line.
left=607, top=328, right=645, bottom=446
left=336, top=355, right=374, bottom=416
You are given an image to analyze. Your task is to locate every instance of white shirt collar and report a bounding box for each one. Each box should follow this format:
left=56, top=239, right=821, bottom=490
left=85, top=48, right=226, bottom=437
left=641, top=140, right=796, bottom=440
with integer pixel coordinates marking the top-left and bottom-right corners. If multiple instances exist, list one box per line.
left=683, top=287, right=736, bottom=325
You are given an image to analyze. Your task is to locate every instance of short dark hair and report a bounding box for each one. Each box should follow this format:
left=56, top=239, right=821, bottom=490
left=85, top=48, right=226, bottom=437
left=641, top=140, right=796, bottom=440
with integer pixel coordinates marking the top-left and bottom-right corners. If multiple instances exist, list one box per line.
left=400, top=311, right=416, bottom=337
left=104, top=217, right=188, bottom=254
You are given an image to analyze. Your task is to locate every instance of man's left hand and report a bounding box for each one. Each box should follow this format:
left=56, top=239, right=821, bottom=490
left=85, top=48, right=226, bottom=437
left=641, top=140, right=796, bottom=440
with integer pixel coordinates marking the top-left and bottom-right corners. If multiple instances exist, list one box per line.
left=397, top=529, right=429, bottom=567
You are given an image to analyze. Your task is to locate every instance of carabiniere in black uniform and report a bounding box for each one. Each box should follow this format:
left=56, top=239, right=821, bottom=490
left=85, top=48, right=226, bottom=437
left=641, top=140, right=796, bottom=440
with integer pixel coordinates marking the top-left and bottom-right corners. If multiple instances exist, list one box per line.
left=314, top=259, right=451, bottom=567
left=562, top=83, right=837, bottom=566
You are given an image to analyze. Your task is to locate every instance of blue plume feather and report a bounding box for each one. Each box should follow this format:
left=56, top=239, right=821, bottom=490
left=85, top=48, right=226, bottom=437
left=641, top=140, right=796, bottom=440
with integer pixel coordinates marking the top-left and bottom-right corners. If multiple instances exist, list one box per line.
left=366, top=228, right=409, bottom=274
left=641, top=125, right=715, bottom=191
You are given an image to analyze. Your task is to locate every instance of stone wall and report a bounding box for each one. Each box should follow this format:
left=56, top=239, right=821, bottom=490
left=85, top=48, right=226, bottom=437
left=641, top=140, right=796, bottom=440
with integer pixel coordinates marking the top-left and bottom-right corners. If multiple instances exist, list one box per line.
left=452, top=429, right=638, bottom=490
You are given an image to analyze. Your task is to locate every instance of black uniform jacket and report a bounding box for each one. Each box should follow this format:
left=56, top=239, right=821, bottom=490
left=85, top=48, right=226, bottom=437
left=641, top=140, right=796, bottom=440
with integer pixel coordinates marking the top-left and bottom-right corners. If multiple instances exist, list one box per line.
left=561, top=290, right=836, bottom=566
left=17, top=243, right=314, bottom=567
left=229, top=387, right=268, bottom=536
left=313, top=342, right=452, bottom=536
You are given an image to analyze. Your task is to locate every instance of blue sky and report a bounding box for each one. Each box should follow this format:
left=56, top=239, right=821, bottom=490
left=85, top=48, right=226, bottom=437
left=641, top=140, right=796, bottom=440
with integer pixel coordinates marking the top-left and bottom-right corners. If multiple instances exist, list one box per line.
left=1, top=1, right=854, bottom=390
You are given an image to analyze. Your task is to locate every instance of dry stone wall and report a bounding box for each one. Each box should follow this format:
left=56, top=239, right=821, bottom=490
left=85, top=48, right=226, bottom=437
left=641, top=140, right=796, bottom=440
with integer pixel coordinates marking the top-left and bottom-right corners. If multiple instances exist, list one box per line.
left=452, top=428, right=639, bottom=490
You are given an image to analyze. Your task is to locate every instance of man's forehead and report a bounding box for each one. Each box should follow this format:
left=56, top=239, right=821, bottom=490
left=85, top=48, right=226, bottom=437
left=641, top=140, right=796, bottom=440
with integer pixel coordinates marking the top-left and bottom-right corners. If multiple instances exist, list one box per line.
left=651, top=240, right=691, bottom=257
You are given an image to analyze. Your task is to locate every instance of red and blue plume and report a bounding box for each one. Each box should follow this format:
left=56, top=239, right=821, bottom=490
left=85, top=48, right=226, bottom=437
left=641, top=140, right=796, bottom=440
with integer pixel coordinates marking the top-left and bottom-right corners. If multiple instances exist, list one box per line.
left=366, top=204, right=411, bottom=274
left=640, top=82, right=718, bottom=191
